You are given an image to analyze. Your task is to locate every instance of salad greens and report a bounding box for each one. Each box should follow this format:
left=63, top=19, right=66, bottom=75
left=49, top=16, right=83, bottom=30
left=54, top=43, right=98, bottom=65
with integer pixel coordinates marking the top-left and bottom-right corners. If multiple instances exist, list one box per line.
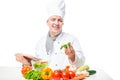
left=24, top=70, right=43, bottom=80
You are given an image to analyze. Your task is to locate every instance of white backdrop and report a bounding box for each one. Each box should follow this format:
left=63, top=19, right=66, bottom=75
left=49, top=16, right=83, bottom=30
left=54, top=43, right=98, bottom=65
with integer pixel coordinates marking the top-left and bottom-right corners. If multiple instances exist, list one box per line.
left=0, top=0, right=120, bottom=79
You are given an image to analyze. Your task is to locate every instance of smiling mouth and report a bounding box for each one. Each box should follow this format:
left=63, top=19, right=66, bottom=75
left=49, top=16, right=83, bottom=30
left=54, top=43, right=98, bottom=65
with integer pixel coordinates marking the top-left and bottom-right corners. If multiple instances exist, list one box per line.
left=53, top=25, right=59, bottom=29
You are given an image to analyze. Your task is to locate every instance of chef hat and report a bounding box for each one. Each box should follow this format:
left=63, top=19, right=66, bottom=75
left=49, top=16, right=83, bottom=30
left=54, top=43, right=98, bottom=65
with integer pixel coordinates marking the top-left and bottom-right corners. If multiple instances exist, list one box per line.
left=46, top=0, right=65, bottom=19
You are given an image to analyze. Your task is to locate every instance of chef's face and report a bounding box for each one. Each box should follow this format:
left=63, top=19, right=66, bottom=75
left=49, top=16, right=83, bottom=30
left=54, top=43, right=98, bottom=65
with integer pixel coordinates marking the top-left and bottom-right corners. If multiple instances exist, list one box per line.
left=47, top=15, right=64, bottom=36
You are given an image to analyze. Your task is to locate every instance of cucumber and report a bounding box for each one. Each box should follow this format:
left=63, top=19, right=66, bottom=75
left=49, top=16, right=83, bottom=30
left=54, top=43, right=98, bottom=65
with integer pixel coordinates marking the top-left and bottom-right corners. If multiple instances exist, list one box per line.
left=88, top=70, right=96, bottom=75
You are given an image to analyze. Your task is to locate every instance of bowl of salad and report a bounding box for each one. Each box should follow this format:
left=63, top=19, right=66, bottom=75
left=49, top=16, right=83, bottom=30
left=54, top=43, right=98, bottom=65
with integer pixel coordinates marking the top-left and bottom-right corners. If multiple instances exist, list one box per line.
left=33, top=61, right=48, bottom=71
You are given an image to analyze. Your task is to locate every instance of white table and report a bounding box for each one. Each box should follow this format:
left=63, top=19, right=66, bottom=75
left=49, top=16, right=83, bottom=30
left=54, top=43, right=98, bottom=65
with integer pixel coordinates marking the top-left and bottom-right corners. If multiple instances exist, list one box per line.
left=0, top=67, right=23, bottom=80
left=0, top=67, right=113, bottom=80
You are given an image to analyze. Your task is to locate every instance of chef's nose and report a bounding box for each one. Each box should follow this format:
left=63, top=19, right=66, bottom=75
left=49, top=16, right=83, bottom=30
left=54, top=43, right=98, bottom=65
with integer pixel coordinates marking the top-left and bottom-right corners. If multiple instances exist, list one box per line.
left=54, top=20, right=59, bottom=25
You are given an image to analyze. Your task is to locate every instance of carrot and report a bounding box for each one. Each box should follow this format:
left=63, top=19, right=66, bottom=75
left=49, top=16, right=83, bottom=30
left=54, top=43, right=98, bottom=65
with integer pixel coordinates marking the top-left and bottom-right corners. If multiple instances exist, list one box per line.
left=71, top=74, right=86, bottom=80
left=65, top=65, right=70, bottom=71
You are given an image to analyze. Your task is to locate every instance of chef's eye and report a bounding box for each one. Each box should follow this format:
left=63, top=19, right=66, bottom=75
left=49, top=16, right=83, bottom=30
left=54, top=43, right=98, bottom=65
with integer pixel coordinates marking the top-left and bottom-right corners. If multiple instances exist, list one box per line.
left=59, top=19, right=63, bottom=22
left=50, top=18, right=56, bottom=21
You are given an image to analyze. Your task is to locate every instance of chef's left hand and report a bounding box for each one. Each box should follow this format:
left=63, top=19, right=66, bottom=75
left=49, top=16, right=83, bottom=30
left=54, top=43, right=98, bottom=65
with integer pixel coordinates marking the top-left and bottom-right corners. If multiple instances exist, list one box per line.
left=65, top=44, right=75, bottom=62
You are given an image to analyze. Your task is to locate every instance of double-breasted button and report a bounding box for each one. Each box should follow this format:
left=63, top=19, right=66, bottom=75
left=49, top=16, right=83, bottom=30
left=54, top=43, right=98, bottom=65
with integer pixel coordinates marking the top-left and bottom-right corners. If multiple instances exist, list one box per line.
left=55, top=53, right=57, bottom=55
left=58, top=41, right=60, bottom=44
left=55, top=64, right=57, bottom=66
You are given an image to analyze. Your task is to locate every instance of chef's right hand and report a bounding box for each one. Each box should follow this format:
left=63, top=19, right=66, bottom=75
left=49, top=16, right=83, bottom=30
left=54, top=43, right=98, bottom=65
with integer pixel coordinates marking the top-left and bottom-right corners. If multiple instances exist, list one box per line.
left=15, top=53, right=31, bottom=66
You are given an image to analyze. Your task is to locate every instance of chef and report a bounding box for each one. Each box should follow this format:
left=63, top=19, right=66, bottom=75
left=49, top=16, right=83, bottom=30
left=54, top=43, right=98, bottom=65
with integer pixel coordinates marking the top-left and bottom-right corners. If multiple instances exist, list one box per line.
left=15, top=0, right=85, bottom=70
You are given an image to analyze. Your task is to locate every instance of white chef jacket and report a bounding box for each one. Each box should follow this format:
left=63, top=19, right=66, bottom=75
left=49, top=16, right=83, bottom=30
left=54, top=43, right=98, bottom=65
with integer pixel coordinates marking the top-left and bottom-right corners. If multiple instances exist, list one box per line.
left=35, top=32, right=85, bottom=70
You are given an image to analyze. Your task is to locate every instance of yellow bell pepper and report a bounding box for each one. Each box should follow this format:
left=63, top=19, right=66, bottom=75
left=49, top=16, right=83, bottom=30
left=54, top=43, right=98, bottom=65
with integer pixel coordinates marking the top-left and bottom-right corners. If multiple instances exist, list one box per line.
left=41, top=67, right=53, bottom=80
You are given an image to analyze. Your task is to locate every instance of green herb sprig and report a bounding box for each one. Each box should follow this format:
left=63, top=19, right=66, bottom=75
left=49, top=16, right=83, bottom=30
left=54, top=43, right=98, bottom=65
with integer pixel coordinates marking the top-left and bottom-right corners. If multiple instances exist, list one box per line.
left=60, top=42, right=71, bottom=50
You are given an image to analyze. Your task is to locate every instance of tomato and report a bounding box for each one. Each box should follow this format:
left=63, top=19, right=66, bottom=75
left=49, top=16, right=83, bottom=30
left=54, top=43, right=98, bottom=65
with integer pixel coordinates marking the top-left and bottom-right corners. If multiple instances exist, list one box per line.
left=61, top=71, right=69, bottom=80
left=21, top=65, right=32, bottom=76
left=52, top=70, right=61, bottom=80
left=68, top=70, right=75, bottom=79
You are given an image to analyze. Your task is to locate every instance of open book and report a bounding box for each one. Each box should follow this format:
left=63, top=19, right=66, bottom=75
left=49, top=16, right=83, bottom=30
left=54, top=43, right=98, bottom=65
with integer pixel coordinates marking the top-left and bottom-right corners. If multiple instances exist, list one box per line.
left=23, top=54, right=41, bottom=61
left=15, top=53, right=41, bottom=61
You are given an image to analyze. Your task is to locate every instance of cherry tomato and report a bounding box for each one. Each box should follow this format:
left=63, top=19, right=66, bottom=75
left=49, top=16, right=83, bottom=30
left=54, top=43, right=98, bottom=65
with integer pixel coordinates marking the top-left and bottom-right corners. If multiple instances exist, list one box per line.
left=21, top=65, right=32, bottom=76
left=68, top=70, right=75, bottom=79
left=52, top=70, right=61, bottom=80
left=61, top=71, right=69, bottom=80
